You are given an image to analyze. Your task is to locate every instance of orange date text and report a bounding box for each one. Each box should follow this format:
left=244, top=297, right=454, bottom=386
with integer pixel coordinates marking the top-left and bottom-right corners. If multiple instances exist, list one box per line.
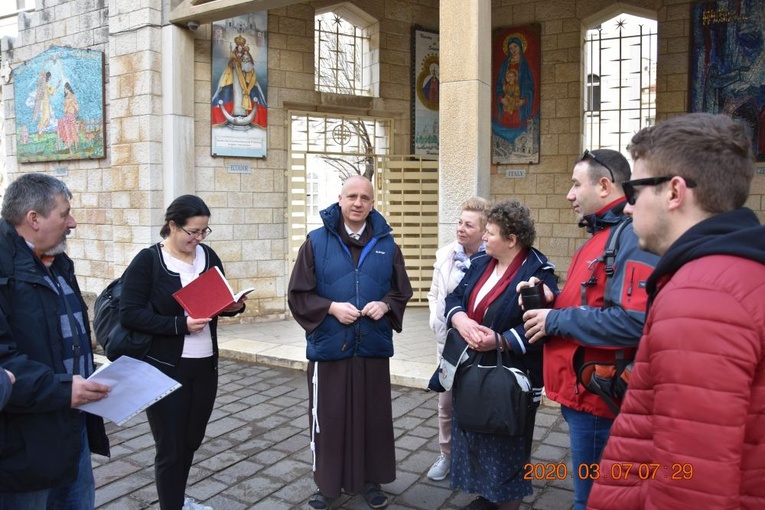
left=523, top=462, right=695, bottom=481
left=579, top=462, right=695, bottom=481
left=523, top=462, right=568, bottom=480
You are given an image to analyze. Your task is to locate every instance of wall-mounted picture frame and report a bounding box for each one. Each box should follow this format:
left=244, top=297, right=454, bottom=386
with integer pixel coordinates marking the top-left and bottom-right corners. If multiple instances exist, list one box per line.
left=211, top=12, right=268, bottom=158
left=689, top=0, right=765, bottom=161
left=411, top=26, right=439, bottom=157
left=13, top=46, right=105, bottom=163
left=491, top=24, right=541, bottom=165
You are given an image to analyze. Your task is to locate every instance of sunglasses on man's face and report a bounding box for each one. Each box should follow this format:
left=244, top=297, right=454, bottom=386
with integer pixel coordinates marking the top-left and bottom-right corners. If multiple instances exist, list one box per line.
left=621, top=176, right=697, bottom=205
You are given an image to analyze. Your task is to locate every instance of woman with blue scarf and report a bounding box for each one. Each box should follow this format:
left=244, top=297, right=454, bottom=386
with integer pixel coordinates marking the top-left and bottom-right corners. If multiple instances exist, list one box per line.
left=425, top=197, right=490, bottom=482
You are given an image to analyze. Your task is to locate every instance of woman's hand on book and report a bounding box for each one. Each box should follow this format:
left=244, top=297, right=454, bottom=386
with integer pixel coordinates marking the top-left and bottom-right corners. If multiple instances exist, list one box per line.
left=222, top=296, right=247, bottom=313
left=186, top=316, right=212, bottom=333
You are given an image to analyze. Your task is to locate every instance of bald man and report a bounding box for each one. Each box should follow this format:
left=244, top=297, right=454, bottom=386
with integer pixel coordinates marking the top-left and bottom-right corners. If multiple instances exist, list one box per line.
left=289, top=175, right=412, bottom=509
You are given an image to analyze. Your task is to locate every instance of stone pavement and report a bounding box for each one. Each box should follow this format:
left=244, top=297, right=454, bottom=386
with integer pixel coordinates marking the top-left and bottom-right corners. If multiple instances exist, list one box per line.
left=214, top=307, right=438, bottom=389
left=93, top=308, right=575, bottom=509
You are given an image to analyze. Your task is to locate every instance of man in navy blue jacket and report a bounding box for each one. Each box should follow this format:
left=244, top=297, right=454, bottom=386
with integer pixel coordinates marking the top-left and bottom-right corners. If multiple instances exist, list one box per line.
left=288, top=175, right=412, bottom=510
left=0, top=173, right=110, bottom=509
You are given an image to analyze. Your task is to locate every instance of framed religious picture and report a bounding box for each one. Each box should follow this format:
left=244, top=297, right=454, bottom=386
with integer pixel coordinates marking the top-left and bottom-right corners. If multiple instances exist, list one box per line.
left=411, top=26, right=439, bottom=157
left=689, top=0, right=765, bottom=160
left=491, top=25, right=541, bottom=165
left=13, top=46, right=106, bottom=163
left=211, top=12, right=268, bottom=158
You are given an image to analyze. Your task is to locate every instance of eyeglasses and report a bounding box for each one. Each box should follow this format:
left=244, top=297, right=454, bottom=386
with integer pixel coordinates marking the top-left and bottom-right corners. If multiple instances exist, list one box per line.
left=622, top=176, right=697, bottom=205
left=180, top=226, right=212, bottom=239
left=581, top=149, right=615, bottom=183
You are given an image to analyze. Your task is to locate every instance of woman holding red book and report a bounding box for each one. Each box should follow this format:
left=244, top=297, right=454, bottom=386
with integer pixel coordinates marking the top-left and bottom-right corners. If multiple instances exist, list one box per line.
left=120, top=195, right=246, bottom=510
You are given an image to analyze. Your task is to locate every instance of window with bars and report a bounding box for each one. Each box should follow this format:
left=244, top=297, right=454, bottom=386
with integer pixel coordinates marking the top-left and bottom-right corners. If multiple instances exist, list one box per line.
left=583, top=14, right=657, bottom=154
left=306, top=171, right=319, bottom=217
left=314, top=7, right=377, bottom=96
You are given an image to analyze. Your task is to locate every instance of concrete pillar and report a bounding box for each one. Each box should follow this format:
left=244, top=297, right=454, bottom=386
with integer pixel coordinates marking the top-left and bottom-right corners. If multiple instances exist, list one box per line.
left=438, top=0, right=491, bottom=245
left=162, top=25, right=196, bottom=205
left=108, top=1, right=166, bottom=268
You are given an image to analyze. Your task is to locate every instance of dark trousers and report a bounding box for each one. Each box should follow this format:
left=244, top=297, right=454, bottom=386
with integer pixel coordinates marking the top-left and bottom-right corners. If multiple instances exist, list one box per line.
left=146, top=357, right=217, bottom=510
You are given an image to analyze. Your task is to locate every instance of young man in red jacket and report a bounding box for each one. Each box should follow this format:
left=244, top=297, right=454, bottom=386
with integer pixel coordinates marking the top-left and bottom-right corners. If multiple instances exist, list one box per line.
left=521, top=149, right=658, bottom=510
left=588, top=113, right=765, bottom=509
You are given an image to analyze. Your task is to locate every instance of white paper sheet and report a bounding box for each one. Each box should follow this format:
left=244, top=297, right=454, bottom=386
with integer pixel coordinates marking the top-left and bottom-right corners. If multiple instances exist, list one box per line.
left=77, top=356, right=181, bottom=426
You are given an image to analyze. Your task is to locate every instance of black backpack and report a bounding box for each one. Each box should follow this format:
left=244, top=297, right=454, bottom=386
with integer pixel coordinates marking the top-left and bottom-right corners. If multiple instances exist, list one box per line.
left=93, top=246, right=159, bottom=361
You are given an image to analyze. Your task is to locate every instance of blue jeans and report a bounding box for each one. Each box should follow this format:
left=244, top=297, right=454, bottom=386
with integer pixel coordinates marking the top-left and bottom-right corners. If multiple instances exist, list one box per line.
left=0, top=421, right=95, bottom=510
left=561, top=405, right=613, bottom=510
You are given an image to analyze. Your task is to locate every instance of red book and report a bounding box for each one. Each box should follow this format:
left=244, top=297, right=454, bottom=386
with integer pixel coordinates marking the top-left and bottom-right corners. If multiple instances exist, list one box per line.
left=172, top=266, right=255, bottom=319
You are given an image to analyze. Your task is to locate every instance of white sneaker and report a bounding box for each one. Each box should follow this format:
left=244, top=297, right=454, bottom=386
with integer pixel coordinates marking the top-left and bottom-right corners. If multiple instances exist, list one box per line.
left=427, top=453, right=450, bottom=481
left=183, top=497, right=213, bottom=510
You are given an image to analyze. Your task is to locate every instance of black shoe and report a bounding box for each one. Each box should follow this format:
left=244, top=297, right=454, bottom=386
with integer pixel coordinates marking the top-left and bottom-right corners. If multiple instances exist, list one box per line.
left=308, top=489, right=333, bottom=510
left=462, top=496, right=499, bottom=510
left=363, top=482, right=389, bottom=509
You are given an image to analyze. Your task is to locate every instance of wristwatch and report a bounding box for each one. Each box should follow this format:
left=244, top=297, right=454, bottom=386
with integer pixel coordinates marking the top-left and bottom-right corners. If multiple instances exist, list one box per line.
left=385, top=301, right=392, bottom=313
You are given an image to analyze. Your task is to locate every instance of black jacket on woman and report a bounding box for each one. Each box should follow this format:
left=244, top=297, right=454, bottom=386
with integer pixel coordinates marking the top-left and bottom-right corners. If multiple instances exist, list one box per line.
left=444, top=248, right=558, bottom=388
left=119, top=242, right=241, bottom=369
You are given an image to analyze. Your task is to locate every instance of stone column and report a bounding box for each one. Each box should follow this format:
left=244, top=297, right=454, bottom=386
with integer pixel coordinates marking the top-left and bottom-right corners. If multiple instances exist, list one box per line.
left=438, top=0, right=491, bottom=245
left=161, top=24, right=195, bottom=204
left=108, top=2, right=167, bottom=268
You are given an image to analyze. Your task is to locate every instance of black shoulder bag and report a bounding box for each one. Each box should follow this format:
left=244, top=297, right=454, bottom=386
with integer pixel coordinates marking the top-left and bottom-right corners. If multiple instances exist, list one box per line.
left=93, top=245, right=160, bottom=361
left=452, top=331, right=534, bottom=436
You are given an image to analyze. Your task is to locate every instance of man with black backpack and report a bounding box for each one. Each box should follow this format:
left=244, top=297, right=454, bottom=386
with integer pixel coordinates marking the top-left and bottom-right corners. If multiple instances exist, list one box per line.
left=0, top=173, right=109, bottom=508
left=520, top=150, right=658, bottom=510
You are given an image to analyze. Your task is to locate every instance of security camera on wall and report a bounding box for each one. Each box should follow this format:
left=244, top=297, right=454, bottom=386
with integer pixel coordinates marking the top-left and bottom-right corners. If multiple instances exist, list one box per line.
left=186, top=20, right=200, bottom=31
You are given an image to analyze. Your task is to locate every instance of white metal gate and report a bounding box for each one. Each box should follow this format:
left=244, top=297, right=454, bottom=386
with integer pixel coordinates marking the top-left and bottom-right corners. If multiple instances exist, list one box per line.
left=287, top=111, right=438, bottom=304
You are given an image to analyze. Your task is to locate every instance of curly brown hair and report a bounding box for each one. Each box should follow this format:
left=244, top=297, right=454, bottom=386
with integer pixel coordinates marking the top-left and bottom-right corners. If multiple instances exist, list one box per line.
left=485, top=200, right=535, bottom=248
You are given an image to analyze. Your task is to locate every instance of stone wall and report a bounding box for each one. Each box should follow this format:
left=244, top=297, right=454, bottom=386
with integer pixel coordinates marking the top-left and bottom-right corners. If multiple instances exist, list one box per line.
left=488, top=1, right=652, bottom=276
left=187, top=0, right=439, bottom=319
left=486, top=0, right=763, bottom=277
left=2, top=0, right=112, bottom=295
left=2, top=0, right=762, bottom=321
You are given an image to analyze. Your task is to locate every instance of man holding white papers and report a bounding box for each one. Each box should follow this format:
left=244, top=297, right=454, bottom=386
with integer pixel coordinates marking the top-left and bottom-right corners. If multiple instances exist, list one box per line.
left=120, top=195, right=245, bottom=510
left=0, top=173, right=110, bottom=508
left=288, top=176, right=413, bottom=510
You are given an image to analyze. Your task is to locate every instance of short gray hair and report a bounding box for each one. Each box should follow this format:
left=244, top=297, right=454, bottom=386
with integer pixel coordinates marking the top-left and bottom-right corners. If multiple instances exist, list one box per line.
left=1, top=173, right=73, bottom=226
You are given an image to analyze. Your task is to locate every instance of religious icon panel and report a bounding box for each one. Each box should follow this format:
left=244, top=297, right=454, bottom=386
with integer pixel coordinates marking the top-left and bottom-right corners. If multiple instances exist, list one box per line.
left=411, top=27, right=439, bottom=157
left=211, top=12, right=268, bottom=158
left=491, top=25, right=541, bottom=165
left=14, top=46, right=105, bottom=163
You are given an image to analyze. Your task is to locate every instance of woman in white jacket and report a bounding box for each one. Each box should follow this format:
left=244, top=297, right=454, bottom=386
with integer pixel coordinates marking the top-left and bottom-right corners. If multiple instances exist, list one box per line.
left=426, top=197, right=489, bottom=481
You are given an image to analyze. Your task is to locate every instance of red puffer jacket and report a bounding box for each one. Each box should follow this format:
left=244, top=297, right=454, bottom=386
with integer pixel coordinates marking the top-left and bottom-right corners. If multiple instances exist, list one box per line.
left=588, top=254, right=765, bottom=510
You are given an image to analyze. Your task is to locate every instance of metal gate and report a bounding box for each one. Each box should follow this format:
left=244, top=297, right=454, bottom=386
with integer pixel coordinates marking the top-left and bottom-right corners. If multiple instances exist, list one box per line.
left=584, top=14, right=657, bottom=152
left=287, top=111, right=438, bottom=305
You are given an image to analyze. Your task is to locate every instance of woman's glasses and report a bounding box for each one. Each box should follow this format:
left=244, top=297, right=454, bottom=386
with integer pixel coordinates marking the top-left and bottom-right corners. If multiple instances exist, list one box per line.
left=180, top=226, right=212, bottom=239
